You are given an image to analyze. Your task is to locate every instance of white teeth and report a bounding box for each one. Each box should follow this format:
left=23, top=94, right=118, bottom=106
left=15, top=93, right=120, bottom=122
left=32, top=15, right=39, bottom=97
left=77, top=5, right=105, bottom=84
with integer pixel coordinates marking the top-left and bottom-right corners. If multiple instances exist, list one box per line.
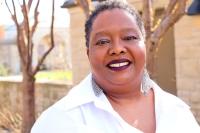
left=109, top=62, right=129, bottom=68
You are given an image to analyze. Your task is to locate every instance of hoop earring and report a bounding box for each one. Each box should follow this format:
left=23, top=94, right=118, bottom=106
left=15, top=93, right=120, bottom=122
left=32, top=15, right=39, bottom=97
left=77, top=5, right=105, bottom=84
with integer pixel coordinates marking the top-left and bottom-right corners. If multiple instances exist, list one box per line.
left=141, top=69, right=152, bottom=95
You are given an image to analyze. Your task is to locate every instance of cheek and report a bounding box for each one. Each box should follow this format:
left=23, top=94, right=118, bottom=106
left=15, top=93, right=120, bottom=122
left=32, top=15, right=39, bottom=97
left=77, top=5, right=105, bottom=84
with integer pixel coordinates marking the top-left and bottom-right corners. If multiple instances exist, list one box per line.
left=130, top=44, right=146, bottom=64
left=140, top=45, right=146, bottom=61
left=88, top=48, right=106, bottom=68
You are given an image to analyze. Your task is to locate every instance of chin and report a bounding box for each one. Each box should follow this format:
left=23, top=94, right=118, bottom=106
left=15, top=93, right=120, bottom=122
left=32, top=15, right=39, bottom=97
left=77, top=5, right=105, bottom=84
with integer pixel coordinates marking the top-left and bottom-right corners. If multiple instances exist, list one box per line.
left=107, top=76, right=133, bottom=86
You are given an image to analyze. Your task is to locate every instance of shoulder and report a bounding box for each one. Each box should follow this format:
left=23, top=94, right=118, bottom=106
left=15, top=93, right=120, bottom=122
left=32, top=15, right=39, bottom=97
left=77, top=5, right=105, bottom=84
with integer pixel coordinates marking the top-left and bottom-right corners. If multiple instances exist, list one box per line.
left=31, top=74, right=95, bottom=133
left=31, top=91, right=81, bottom=133
left=31, top=105, right=95, bottom=133
left=152, top=80, right=189, bottom=109
left=152, top=81, right=200, bottom=132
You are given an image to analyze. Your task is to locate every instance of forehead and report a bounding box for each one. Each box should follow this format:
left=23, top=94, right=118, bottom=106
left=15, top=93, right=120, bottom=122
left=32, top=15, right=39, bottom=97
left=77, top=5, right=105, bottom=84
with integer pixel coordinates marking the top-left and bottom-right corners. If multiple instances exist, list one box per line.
left=91, top=8, right=141, bottom=36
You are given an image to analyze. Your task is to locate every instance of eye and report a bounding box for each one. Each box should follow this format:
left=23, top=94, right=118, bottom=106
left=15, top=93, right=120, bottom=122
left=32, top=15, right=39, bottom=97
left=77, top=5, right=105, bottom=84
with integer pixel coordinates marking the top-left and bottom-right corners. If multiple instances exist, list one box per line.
left=96, top=39, right=110, bottom=46
left=123, top=35, right=138, bottom=41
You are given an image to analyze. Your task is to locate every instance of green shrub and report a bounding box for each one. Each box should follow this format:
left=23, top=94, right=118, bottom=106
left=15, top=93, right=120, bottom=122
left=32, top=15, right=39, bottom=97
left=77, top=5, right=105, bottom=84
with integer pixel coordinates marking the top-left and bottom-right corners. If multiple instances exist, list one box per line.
left=0, top=65, right=9, bottom=76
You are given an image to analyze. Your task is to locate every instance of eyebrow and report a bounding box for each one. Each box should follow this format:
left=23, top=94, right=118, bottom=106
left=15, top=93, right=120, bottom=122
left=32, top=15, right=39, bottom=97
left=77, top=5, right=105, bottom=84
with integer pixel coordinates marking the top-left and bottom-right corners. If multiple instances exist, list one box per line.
left=93, top=27, right=140, bottom=36
left=120, top=28, right=141, bottom=34
left=93, top=31, right=109, bottom=38
left=91, top=27, right=142, bottom=43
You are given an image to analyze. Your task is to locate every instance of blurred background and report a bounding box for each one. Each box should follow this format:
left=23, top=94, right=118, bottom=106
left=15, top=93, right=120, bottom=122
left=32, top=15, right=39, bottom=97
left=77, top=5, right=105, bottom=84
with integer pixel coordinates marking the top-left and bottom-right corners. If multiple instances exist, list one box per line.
left=0, top=0, right=200, bottom=132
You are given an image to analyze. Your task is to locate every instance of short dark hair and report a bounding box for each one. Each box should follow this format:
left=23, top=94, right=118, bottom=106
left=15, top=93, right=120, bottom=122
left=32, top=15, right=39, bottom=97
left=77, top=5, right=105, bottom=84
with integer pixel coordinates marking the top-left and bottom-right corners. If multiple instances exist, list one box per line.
left=85, top=0, right=146, bottom=48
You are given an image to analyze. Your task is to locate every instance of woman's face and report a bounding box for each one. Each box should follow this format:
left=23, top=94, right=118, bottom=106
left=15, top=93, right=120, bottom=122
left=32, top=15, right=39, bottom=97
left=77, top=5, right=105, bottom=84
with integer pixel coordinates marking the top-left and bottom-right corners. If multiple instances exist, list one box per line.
left=87, top=9, right=146, bottom=92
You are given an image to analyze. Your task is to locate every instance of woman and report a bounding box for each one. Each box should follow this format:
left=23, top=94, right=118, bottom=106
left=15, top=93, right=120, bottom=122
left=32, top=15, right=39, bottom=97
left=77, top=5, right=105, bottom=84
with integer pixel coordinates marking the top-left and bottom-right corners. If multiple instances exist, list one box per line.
left=31, top=1, right=200, bottom=133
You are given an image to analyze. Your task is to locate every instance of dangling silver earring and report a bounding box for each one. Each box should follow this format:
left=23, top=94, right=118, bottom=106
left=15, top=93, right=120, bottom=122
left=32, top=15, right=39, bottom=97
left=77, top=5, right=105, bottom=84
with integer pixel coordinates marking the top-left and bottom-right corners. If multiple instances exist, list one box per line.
left=141, top=69, right=152, bottom=95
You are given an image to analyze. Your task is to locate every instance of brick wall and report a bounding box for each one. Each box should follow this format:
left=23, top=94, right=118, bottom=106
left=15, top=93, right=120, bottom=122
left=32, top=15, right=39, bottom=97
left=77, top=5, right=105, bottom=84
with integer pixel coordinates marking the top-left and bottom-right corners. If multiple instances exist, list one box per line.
left=175, top=15, right=200, bottom=123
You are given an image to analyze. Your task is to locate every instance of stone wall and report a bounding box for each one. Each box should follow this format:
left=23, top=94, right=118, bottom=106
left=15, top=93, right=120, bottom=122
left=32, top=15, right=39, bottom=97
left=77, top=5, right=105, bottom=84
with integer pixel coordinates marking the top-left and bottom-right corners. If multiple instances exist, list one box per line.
left=175, top=15, right=200, bottom=124
left=0, top=80, right=72, bottom=115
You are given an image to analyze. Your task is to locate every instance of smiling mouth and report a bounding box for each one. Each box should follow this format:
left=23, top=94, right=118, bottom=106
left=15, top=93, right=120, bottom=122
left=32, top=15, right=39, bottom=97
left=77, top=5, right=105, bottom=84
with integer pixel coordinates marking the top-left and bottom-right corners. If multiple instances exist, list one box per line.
left=107, top=59, right=131, bottom=71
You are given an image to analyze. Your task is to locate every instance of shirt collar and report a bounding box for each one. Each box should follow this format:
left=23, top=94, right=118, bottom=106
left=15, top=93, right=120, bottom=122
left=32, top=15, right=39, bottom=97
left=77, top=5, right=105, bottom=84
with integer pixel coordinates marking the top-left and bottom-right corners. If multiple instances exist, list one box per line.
left=59, top=73, right=115, bottom=113
left=60, top=73, right=189, bottom=115
left=91, top=76, right=103, bottom=97
left=55, top=74, right=96, bottom=111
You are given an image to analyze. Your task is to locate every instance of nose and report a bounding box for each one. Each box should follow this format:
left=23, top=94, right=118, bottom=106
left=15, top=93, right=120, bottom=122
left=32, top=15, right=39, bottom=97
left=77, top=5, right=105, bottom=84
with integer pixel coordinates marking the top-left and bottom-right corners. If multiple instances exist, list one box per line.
left=108, top=40, right=127, bottom=56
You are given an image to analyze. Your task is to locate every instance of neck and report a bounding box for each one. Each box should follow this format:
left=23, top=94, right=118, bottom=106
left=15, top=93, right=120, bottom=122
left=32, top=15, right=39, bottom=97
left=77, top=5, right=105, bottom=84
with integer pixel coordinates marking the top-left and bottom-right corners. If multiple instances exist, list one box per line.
left=104, top=86, right=144, bottom=106
left=92, top=76, right=143, bottom=104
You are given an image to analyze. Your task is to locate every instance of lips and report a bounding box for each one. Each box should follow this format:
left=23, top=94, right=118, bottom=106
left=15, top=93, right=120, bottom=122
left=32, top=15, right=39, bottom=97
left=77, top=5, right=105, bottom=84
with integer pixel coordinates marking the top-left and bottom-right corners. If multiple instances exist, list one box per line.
left=106, top=59, right=131, bottom=71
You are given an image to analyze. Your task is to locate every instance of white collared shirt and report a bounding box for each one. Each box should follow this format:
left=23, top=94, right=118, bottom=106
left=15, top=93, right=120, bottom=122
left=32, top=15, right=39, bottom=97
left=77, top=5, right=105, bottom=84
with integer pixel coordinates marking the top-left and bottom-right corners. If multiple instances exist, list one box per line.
left=31, top=74, right=200, bottom=133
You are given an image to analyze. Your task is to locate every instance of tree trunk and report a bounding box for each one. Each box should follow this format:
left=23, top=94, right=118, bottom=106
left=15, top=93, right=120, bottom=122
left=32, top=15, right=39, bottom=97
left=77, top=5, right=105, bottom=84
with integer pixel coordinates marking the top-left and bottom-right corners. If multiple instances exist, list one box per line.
left=21, top=71, right=35, bottom=133
left=146, top=39, right=157, bottom=80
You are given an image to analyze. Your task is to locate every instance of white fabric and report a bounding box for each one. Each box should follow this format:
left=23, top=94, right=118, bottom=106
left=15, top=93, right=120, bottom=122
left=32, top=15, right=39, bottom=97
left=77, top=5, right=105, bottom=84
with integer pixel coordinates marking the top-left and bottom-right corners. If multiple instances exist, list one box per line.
left=31, top=74, right=200, bottom=133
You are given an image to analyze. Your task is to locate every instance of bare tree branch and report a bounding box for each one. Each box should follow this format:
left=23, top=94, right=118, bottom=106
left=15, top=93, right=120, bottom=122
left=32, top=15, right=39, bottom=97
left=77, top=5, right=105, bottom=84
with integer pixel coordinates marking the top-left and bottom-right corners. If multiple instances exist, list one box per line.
left=33, top=0, right=55, bottom=75
left=27, top=0, right=33, bottom=9
left=21, top=0, right=31, bottom=72
left=151, top=0, right=188, bottom=45
left=5, top=0, right=13, bottom=16
left=142, top=0, right=153, bottom=39
left=12, top=0, right=28, bottom=67
left=50, top=0, right=55, bottom=47
left=11, top=0, right=18, bottom=26
left=29, top=0, right=40, bottom=75
left=152, top=0, right=178, bottom=31
left=162, top=0, right=178, bottom=20
left=22, top=0, right=30, bottom=39
left=31, top=0, right=40, bottom=35
left=5, top=0, right=27, bottom=65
